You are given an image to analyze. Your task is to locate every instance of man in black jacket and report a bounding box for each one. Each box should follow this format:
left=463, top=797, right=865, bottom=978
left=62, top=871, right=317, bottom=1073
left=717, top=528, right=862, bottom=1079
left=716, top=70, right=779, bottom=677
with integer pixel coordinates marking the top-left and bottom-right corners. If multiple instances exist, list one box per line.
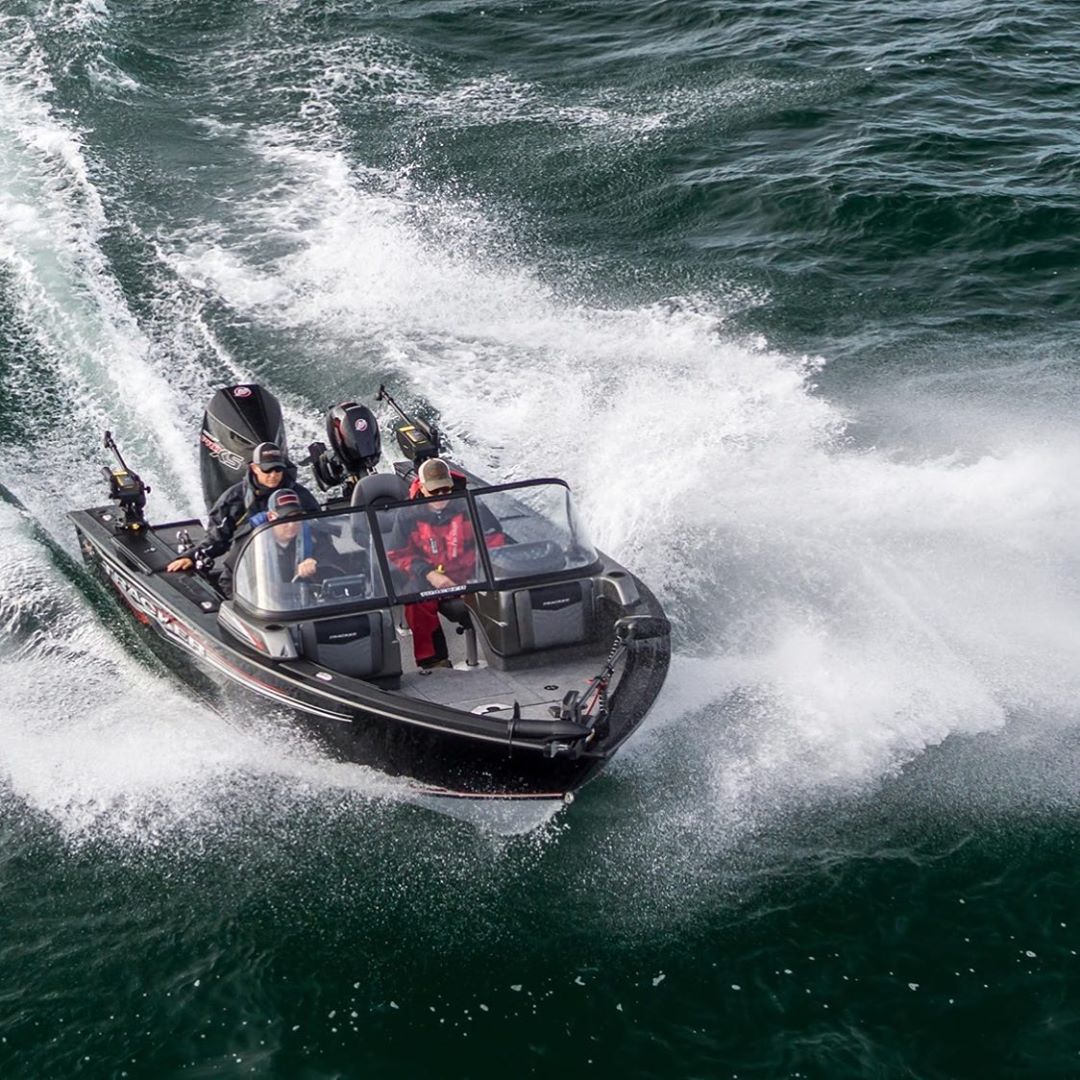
left=166, top=442, right=319, bottom=575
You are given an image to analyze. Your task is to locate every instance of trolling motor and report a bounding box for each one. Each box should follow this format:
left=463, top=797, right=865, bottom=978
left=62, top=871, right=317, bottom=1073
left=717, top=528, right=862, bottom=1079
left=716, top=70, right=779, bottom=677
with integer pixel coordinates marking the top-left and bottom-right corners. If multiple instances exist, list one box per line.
left=307, top=401, right=382, bottom=499
left=376, top=384, right=441, bottom=465
left=552, top=614, right=671, bottom=741
left=102, top=431, right=150, bottom=533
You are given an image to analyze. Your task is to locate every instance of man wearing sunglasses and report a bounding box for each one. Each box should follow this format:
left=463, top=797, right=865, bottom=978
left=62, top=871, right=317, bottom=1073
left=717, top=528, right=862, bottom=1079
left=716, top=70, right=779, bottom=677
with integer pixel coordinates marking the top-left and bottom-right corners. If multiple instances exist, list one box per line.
left=390, top=457, right=505, bottom=670
left=166, top=441, right=319, bottom=577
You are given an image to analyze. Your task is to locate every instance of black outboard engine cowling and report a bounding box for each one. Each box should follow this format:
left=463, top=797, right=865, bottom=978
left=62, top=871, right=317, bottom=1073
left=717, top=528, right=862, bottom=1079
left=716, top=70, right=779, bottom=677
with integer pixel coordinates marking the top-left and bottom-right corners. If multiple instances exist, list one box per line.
left=328, top=402, right=381, bottom=476
left=308, top=401, right=381, bottom=498
left=199, top=384, right=287, bottom=511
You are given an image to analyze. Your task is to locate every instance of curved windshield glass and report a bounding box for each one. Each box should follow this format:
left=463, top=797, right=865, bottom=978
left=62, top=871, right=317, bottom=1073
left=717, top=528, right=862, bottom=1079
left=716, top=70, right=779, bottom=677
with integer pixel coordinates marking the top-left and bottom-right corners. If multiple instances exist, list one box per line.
left=230, top=480, right=600, bottom=617
left=232, top=512, right=386, bottom=616
left=380, top=491, right=487, bottom=598
left=473, top=483, right=597, bottom=583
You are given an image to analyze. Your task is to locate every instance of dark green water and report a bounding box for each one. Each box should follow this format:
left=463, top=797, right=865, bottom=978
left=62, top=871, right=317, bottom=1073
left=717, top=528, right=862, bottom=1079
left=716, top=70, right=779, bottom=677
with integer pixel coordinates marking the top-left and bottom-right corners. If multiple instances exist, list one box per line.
left=4, top=0, right=1080, bottom=1075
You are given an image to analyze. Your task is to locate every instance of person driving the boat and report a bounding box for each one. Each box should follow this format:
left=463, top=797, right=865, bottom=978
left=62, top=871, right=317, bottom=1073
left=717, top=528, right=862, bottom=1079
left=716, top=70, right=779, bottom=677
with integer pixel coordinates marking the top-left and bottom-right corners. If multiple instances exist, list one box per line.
left=165, top=441, right=319, bottom=576
left=390, top=457, right=505, bottom=670
left=254, top=488, right=331, bottom=582
left=221, top=487, right=344, bottom=602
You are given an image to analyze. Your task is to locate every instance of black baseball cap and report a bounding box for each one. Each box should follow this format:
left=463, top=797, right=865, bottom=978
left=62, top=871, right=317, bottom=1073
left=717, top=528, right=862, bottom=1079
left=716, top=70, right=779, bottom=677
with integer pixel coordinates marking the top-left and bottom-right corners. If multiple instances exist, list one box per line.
left=267, top=489, right=303, bottom=517
left=252, top=442, right=286, bottom=472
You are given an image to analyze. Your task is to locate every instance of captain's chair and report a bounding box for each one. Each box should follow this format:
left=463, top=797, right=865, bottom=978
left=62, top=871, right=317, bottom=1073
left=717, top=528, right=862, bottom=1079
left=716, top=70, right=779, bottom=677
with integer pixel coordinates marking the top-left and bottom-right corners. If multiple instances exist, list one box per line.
left=350, top=472, right=410, bottom=509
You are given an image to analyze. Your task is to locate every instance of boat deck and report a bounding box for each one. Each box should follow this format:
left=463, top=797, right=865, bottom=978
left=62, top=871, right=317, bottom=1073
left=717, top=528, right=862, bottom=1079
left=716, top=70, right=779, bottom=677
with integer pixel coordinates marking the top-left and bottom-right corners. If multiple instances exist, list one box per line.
left=396, top=618, right=613, bottom=721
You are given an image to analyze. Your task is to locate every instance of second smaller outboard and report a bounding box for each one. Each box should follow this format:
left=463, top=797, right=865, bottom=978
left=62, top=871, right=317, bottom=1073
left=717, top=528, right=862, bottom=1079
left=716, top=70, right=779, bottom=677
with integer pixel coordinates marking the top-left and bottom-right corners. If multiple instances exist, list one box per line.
left=308, top=401, right=382, bottom=499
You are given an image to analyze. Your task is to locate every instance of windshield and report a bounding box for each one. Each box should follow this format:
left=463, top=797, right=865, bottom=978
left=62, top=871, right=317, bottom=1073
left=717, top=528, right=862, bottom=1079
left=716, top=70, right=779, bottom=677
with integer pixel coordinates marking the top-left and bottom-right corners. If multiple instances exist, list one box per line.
left=473, top=483, right=596, bottom=583
left=380, top=490, right=488, bottom=597
left=231, top=479, right=600, bottom=618
left=232, top=511, right=387, bottom=616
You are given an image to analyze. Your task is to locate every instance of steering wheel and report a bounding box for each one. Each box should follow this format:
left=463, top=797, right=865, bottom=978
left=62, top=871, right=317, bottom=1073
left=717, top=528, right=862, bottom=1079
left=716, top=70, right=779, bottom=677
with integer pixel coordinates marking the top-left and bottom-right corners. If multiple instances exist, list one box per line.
left=488, top=539, right=567, bottom=576
left=291, top=560, right=353, bottom=582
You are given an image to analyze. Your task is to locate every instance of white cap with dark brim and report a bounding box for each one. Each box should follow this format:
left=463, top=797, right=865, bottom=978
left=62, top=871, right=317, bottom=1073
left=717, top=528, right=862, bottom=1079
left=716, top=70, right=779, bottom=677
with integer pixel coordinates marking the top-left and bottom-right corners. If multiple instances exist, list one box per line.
left=418, top=458, right=452, bottom=488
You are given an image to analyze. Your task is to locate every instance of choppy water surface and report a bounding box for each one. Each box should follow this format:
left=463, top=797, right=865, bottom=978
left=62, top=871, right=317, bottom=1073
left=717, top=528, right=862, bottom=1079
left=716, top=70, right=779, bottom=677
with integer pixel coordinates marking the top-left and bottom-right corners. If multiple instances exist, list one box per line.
left=3, top=1, right=1080, bottom=1075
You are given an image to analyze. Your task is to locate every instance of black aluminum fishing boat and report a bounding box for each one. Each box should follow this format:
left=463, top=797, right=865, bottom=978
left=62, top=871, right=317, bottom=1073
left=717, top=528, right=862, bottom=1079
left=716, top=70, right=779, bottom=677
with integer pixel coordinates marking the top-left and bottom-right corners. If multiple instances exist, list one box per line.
left=70, top=385, right=670, bottom=806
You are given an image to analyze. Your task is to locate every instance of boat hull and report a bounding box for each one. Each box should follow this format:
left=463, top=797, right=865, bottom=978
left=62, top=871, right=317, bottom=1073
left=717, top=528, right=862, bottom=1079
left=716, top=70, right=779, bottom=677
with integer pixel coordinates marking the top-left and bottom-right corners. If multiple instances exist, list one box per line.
left=72, top=510, right=670, bottom=801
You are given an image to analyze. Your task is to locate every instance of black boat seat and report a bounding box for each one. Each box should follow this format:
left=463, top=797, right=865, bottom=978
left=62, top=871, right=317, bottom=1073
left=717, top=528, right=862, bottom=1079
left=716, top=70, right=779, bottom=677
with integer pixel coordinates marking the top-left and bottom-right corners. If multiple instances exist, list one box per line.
left=438, top=596, right=473, bottom=631
left=351, top=472, right=409, bottom=508
left=470, top=577, right=596, bottom=659
left=513, top=579, right=594, bottom=651
left=350, top=472, right=411, bottom=560
left=297, top=609, right=401, bottom=681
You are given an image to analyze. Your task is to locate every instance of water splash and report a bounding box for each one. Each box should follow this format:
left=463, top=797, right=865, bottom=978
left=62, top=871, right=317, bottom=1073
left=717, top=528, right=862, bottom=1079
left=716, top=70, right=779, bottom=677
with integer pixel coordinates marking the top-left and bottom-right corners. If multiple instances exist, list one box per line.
left=159, top=125, right=1080, bottom=841
left=4, top=12, right=1080, bottom=873
left=0, top=13, right=203, bottom=522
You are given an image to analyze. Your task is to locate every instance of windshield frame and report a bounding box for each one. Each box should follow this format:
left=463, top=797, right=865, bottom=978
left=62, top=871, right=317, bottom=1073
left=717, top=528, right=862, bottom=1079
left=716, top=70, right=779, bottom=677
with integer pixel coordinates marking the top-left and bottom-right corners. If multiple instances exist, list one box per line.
left=228, top=477, right=603, bottom=622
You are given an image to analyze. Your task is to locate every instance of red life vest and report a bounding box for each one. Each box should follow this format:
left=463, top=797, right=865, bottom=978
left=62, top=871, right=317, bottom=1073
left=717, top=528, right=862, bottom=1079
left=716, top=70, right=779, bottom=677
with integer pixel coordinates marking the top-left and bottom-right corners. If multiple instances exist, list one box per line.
left=410, top=511, right=477, bottom=579
left=391, top=470, right=504, bottom=583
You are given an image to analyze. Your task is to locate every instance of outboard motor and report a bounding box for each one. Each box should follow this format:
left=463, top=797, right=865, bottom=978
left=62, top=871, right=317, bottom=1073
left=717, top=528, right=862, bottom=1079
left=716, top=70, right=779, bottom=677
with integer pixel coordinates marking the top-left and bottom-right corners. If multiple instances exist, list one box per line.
left=199, top=384, right=287, bottom=511
left=308, top=401, right=382, bottom=499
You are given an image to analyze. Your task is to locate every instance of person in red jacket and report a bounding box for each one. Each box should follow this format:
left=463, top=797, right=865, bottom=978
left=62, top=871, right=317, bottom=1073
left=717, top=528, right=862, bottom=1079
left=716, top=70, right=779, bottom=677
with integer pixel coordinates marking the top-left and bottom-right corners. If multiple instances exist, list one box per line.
left=391, top=457, right=504, bottom=669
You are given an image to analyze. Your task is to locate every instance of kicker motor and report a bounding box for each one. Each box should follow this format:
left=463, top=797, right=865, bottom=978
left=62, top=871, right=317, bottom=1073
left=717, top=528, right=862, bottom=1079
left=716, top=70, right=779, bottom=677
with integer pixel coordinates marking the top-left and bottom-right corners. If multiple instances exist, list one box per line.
left=308, top=401, right=382, bottom=498
left=307, top=386, right=442, bottom=499
left=309, top=384, right=440, bottom=497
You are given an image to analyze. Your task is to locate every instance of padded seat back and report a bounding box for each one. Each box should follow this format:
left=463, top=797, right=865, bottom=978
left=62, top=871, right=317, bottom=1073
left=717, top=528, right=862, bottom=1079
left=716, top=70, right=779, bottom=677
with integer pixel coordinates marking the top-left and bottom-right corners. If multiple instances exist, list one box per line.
left=298, top=611, right=400, bottom=679
left=351, top=472, right=411, bottom=552
left=512, top=579, right=594, bottom=651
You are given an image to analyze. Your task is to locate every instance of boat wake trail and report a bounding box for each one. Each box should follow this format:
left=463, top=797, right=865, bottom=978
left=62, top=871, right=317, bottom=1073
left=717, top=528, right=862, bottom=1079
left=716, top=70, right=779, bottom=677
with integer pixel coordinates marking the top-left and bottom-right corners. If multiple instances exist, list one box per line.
left=0, top=17, right=413, bottom=849
left=4, top=9, right=1080, bottom=887
left=0, top=493, right=429, bottom=847
left=0, top=13, right=203, bottom=523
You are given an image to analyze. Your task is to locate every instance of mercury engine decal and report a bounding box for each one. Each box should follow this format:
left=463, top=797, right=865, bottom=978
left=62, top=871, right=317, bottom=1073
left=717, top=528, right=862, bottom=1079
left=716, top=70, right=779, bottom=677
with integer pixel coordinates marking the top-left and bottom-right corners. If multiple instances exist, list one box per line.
left=200, top=430, right=245, bottom=471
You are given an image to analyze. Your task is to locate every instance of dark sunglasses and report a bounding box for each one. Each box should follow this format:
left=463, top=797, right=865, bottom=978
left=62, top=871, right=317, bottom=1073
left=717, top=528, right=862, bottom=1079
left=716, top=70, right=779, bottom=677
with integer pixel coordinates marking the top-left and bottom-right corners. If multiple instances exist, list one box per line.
left=425, top=486, right=453, bottom=497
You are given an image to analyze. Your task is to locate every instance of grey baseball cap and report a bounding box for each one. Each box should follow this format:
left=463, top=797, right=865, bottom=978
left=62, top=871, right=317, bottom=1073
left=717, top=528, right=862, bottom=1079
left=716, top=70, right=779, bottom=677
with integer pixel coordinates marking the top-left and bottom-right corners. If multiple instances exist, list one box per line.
left=267, top=489, right=303, bottom=517
left=252, top=442, right=286, bottom=472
